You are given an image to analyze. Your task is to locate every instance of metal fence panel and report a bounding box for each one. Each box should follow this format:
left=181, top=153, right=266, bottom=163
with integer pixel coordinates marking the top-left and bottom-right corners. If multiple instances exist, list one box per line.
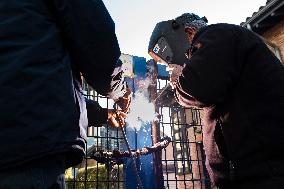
left=156, top=79, right=212, bottom=189
left=64, top=73, right=212, bottom=189
left=65, top=85, right=125, bottom=189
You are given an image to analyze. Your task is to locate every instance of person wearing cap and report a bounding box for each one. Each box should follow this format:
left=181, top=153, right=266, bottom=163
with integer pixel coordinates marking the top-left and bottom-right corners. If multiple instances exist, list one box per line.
left=0, top=0, right=131, bottom=188
left=149, top=13, right=284, bottom=189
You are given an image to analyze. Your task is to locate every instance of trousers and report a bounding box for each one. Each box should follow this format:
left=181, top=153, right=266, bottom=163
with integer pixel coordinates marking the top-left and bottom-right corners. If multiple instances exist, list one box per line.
left=0, top=154, right=66, bottom=189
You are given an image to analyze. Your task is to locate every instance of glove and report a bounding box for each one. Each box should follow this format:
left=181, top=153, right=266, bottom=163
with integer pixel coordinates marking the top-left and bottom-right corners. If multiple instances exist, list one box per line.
left=107, top=110, right=126, bottom=128
left=115, top=87, right=132, bottom=113
left=166, top=64, right=184, bottom=89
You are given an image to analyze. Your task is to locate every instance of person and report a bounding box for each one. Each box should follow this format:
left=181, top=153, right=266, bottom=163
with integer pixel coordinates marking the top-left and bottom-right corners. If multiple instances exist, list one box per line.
left=0, top=0, right=131, bottom=188
left=149, top=13, right=284, bottom=189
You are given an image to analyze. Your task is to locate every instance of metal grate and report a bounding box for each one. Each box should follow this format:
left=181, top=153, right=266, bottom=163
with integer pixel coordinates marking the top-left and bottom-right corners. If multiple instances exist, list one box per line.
left=65, top=84, right=125, bottom=189
left=156, top=79, right=212, bottom=189
left=65, top=77, right=212, bottom=189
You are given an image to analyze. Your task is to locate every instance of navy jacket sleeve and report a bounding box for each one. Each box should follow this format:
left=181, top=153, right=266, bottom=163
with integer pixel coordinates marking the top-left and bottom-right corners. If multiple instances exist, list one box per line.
left=175, top=24, right=241, bottom=107
left=85, top=98, right=108, bottom=127
left=53, top=0, right=121, bottom=96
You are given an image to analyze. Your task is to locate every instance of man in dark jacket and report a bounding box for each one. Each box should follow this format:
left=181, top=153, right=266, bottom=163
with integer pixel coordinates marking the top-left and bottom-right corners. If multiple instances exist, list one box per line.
left=149, top=13, right=284, bottom=189
left=0, top=0, right=130, bottom=188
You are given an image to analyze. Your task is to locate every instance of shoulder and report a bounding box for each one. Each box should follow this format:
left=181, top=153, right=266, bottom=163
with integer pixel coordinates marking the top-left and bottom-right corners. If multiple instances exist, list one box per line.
left=197, top=23, right=242, bottom=37
left=192, top=23, right=247, bottom=46
left=205, top=23, right=245, bottom=32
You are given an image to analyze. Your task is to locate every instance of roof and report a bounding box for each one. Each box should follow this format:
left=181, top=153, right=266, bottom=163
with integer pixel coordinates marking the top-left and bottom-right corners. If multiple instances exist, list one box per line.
left=241, top=0, right=284, bottom=34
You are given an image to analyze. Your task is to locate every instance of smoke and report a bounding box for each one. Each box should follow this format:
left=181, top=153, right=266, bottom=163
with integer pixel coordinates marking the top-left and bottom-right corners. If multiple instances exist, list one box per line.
left=126, top=93, right=157, bottom=130
left=126, top=67, right=158, bottom=130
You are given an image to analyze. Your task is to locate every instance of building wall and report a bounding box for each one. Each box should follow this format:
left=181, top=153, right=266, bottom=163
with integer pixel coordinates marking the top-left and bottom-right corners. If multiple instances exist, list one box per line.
left=262, top=20, right=284, bottom=63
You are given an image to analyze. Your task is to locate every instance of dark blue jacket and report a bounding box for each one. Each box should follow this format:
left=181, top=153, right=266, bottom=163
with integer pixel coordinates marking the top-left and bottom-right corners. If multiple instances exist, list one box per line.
left=0, top=0, right=120, bottom=169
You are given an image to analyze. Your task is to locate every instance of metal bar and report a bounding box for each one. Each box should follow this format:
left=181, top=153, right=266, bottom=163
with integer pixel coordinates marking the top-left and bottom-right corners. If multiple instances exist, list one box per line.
left=148, top=60, right=165, bottom=189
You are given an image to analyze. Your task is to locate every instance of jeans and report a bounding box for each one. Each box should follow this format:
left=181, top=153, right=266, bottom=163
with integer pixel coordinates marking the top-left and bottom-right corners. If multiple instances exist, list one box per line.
left=0, top=154, right=66, bottom=189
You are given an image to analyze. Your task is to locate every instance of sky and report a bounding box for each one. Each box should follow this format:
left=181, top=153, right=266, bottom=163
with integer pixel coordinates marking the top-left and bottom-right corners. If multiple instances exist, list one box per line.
left=102, top=0, right=267, bottom=60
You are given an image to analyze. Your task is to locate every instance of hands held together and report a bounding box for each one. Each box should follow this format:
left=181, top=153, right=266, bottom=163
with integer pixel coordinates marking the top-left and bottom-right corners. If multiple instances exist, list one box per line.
left=166, top=64, right=184, bottom=89
left=108, top=87, right=132, bottom=128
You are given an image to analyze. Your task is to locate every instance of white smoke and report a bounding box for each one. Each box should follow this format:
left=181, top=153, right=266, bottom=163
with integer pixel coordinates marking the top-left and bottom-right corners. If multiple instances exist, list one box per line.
left=126, top=92, right=156, bottom=130
left=126, top=72, right=157, bottom=130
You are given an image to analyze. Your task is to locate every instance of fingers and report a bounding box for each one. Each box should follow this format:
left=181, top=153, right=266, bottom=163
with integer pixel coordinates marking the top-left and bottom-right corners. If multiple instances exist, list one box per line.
left=107, top=110, right=126, bottom=128
left=109, top=115, right=120, bottom=128
left=119, top=111, right=127, bottom=118
left=116, top=96, right=131, bottom=113
left=123, top=88, right=132, bottom=113
left=124, top=97, right=131, bottom=113
left=116, top=111, right=126, bottom=126
left=167, top=64, right=184, bottom=89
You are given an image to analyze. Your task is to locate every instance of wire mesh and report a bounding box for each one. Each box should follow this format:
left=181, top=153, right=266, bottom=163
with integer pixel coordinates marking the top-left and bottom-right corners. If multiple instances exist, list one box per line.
left=65, top=77, right=212, bottom=189
left=156, top=79, right=212, bottom=189
left=65, top=83, right=125, bottom=189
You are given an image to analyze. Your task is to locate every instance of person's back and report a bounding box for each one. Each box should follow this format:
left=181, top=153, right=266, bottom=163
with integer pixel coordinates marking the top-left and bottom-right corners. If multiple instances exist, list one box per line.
left=0, top=0, right=121, bottom=177
left=184, top=23, right=284, bottom=188
left=221, top=24, right=284, bottom=188
left=0, top=0, right=81, bottom=169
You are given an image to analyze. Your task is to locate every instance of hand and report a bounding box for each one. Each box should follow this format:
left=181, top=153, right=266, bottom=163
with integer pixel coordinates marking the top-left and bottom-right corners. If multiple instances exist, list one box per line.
left=115, top=87, right=131, bottom=113
left=166, top=64, right=184, bottom=89
left=107, top=110, right=126, bottom=128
